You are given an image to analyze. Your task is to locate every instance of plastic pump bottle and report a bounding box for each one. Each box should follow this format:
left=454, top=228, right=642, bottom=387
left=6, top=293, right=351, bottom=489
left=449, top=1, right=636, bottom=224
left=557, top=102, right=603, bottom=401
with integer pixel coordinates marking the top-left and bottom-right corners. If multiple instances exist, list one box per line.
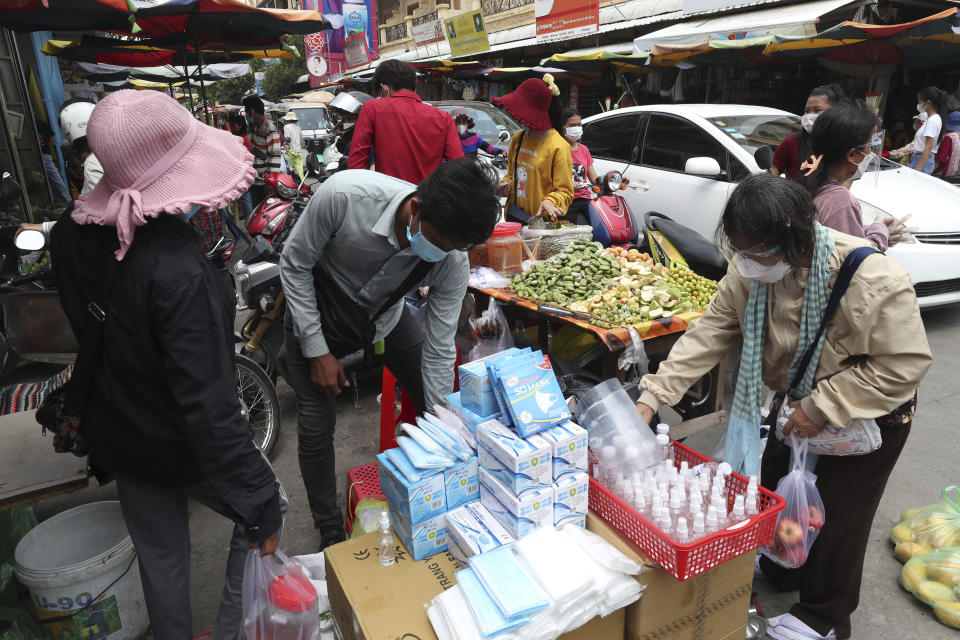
left=378, top=511, right=396, bottom=567
left=693, top=512, right=707, bottom=541
left=656, top=423, right=672, bottom=462
left=675, top=517, right=691, bottom=544
left=746, top=486, right=760, bottom=517
left=731, top=495, right=746, bottom=525
left=706, top=505, right=719, bottom=535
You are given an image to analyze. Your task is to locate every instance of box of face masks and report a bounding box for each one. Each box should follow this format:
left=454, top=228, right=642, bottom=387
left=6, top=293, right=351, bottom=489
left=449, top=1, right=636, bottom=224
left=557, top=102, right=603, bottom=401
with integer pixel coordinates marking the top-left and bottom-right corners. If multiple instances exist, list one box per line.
left=553, top=471, right=589, bottom=526
left=443, top=456, right=479, bottom=510
left=479, top=468, right=554, bottom=538
left=389, top=506, right=447, bottom=562
left=488, top=353, right=572, bottom=437
left=538, top=421, right=589, bottom=480
left=444, top=392, right=500, bottom=434
left=376, top=453, right=445, bottom=525
left=476, top=420, right=551, bottom=494
left=459, top=349, right=522, bottom=418
left=445, top=501, right=515, bottom=563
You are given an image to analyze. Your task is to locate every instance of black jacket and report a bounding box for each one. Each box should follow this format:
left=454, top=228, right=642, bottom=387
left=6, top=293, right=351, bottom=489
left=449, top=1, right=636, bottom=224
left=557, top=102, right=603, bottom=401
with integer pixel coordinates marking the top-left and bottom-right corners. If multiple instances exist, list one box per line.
left=50, top=208, right=280, bottom=542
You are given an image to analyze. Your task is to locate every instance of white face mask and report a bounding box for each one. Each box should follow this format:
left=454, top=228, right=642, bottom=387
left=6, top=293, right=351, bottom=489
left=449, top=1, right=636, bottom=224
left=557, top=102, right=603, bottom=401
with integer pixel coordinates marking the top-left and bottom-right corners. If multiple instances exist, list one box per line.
left=800, top=113, right=818, bottom=133
left=851, top=151, right=875, bottom=181
left=457, top=124, right=468, bottom=135
left=917, top=102, right=926, bottom=114
left=565, top=126, right=583, bottom=141
left=733, top=253, right=791, bottom=283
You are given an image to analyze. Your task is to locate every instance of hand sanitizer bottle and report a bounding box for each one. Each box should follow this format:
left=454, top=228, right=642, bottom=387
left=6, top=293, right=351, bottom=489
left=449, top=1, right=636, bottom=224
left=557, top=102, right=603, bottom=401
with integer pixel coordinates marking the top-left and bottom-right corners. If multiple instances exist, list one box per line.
left=674, top=517, right=691, bottom=544
left=693, top=512, right=707, bottom=541
left=378, top=511, right=396, bottom=567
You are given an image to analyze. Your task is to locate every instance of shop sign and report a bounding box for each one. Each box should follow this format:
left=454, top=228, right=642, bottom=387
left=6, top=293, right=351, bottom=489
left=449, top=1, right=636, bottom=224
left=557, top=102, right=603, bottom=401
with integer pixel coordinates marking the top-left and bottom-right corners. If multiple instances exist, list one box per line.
left=412, top=11, right=446, bottom=46
left=444, top=10, right=491, bottom=57
left=343, top=32, right=371, bottom=68
left=535, top=0, right=599, bottom=43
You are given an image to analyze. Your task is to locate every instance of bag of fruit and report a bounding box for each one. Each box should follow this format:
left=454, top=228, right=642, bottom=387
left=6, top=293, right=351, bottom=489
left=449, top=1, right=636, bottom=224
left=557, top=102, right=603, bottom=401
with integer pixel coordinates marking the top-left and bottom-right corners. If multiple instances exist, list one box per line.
left=760, top=435, right=825, bottom=568
left=899, top=547, right=960, bottom=629
left=891, top=486, right=960, bottom=563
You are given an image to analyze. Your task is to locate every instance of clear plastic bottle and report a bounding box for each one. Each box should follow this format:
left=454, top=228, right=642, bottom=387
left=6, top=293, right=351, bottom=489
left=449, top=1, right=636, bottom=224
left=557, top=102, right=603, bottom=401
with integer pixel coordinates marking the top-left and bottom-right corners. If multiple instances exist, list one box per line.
left=623, top=482, right=635, bottom=506
left=634, top=487, right=648, bottom=518
left=600, top=445, right=619, bottom=486
left=656, top=433, right=672, bottom=463
left=651, top=496, right=665, bottom=531
left=674, top=517, right=691, bottom=544
left=745, top=486, right=760, bottom=517
left=679, top=461, right=690, bottom=479
left=698, top=473, right=711, bottom=501
left=378, top=511, right=396, bottom=567
left=730, top=495, right=746, bottom=525
left=669, top=487, right=685, bottom=526
left=688, top=486, right=703, bottom=518
left=706, top=505, right=719, bottom=535
left=693, top=512, right=707, bottom=541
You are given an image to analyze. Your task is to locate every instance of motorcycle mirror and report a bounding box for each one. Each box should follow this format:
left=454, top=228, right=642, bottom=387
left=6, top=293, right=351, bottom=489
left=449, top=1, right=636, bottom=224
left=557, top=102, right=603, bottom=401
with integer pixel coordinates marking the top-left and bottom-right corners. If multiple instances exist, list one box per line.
left=498, top=130, right=510, bottom=143
left=325, top=161, right=340, bottom=173
left=305, top=153, right=322, bottom=177
left=15, top=229, right=45, bottom=252
left=754, top=145, right=774, bottom=171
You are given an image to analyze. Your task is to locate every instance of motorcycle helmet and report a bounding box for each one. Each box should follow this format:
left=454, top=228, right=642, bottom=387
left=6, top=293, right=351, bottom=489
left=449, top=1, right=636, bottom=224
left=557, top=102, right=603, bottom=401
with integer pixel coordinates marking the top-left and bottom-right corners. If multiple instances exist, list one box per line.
left=59, top=101, right=96, bottom=144
left=328, top=91, right=373, bottom=118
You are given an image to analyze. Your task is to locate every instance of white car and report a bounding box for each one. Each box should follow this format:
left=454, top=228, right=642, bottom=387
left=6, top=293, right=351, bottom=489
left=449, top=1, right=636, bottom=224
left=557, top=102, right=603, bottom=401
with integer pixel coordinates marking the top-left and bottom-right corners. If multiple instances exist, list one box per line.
left=582, top=104, right=960, bottom=308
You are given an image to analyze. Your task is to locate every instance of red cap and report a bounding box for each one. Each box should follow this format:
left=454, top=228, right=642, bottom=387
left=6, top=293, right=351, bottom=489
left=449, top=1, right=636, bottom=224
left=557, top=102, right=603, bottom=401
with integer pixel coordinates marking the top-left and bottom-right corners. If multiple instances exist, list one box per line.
left=268, top=570, right=317, bottom=612
left=492, top=222, right=522, bottom=237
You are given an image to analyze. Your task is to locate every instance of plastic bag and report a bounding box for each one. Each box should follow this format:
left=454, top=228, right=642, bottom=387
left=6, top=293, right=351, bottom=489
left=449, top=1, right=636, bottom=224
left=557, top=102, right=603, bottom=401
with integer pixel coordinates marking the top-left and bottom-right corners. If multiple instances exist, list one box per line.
left=350, top=498, right=389, bottom=539
left=242, top=550, right=319, bottom=640
left=776, top=403, right=881, bottom=456
left=467, top=301, right=515, bottom=362
left=617, top=327, right=649, bottom=387
left=760, top=436, right=824, bottom=568
left=899, top=547, right=960, bottom=629
left=891, top=486, right=960, bottom=562
left=469, top=267, right=512, bottom=290
left=519, top=224, right=593, bottom=260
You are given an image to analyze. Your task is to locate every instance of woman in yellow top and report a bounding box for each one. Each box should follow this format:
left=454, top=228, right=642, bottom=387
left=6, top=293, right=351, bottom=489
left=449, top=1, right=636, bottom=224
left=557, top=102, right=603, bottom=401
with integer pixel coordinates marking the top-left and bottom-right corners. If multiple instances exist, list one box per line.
left=493, top=75, right=574, bottom=221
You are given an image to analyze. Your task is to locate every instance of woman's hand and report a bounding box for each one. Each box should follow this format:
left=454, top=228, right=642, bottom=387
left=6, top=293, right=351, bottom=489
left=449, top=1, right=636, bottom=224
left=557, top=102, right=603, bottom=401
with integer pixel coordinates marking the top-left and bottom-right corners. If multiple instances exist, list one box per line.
left=16, top=223, right=43, bottom=237
left=782, top=400, right=822, bottom=439
left=497, top=182, right=510, bottom=197
left=883, top=217, right=905, bottom=247
left=537, top=199, right=561, bottom=221
left=635, top=402, right=654, bottom=425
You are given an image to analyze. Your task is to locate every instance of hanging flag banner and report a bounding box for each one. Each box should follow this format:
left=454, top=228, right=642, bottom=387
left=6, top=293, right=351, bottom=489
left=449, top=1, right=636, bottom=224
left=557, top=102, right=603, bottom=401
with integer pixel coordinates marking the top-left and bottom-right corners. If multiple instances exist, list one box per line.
left=444, top=10, right=490, bottom=57
left=412, top=11, right=445, bottom=46
left=343, top=32, right=371, bottom=68
left=535, top=0, right=599, bottom=42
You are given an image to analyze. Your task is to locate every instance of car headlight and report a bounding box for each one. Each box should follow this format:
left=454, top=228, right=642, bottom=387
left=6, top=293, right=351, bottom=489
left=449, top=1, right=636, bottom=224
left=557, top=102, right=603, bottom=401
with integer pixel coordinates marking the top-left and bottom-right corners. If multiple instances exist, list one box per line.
left=277, top=182, right=299, bottom=199
left=857, top=199, right=892, bottom=227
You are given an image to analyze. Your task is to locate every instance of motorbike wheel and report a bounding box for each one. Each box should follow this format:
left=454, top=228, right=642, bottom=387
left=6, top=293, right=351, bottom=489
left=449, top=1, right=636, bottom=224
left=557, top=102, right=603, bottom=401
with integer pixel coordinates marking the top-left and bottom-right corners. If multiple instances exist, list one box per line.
left=236, top=353, right=281, bottom=457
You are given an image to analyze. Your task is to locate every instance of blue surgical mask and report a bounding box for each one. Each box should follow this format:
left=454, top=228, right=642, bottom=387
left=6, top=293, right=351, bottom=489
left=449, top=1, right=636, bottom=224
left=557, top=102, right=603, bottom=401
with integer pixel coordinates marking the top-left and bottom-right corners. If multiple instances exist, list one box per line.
left=246, top=115, right=256, bottom=130
left=406, top=216, right=450, bottom=262
left=179, top=204, right=203, bottom=222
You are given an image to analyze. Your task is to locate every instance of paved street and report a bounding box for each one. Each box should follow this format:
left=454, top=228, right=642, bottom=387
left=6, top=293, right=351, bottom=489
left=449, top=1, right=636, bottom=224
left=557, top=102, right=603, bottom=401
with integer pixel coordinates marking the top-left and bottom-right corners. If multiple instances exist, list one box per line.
left=35, top=302, right=960, bottom=639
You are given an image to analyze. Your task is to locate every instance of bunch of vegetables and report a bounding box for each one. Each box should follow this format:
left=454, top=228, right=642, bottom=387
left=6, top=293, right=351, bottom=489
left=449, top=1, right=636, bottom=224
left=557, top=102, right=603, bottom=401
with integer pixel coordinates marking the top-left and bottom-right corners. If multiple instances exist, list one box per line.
left=510, top=239, right=621, bottom=306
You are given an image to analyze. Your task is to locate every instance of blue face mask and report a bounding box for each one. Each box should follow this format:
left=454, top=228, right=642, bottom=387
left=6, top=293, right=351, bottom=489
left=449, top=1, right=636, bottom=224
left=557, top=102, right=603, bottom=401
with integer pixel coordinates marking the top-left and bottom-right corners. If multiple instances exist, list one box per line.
left=179, top=204, right=202, bottom=222
left=406, top=216, right=451, bottom=263
left=245, top=115, right=256, bottom=130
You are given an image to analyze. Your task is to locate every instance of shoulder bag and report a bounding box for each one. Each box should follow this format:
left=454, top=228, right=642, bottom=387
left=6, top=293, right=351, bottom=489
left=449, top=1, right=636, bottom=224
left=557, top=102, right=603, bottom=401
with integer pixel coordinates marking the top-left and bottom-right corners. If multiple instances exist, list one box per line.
left=505, top=131, right=532, bottom=224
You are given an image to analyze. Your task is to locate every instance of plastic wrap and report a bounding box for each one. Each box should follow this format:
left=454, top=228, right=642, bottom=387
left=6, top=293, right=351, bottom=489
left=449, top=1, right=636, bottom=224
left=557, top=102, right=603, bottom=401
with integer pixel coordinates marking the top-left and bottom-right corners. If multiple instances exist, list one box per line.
left=519, top=224, right=594, bottom=260
left=396, top=435, right=454, bottom=470
left=417, top=415, right=472, bottom=461
left=429, top=585, right=485, bottom=640
left=384, top=447, right=425, bottom=483
left=242, top=550, right=319, bottom=640
left=560, top=523, right=643, bottom=575
left=899, top=548, right=960, bottom=630
left=514, top=526, right=598, bottom=615
left=776, top=403, right=881, bottom=456
left=891, top=487, right=960, bottom=562
left=457, top=568, right=530, bottom=638
left=400, top=423, right=455, bottom=460
left=470, top=547, right=549, bottom=618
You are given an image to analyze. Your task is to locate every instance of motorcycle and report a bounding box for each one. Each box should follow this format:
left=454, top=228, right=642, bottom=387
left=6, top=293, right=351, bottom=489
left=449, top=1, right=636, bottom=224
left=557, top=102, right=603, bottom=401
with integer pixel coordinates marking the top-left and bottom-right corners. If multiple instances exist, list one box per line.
left=0, top=172, right=25, bottom=226
left=582, top=170, right=641, bottom=247
left=0, top=227, right=282, bottom=457
left=642, top=211, right=728, bottom=282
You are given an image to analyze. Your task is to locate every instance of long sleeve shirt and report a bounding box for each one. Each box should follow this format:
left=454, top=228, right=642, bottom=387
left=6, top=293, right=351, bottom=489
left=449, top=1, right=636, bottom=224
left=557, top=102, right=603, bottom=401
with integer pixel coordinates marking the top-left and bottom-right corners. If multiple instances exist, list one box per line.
left=459, top=131, right=500, bottom=156
left=250, top=118, right=283, bottom=183
left=638, top=230, right=931, bottom=429
left=348, top=90, right=463, bottom=184
left=279, top=170, right=468, bottom=408
left=500, top=129, right=574, bottom=217
left=814, top=182, right=889, bottom=252
left=283, top=123, right=303, bottom=153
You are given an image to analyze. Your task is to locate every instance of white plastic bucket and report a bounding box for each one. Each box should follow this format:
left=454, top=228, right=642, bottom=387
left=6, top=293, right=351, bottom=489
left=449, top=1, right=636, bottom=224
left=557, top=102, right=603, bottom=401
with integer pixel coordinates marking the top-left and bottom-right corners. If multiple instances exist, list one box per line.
left=14, top=501, right=148, bottom=640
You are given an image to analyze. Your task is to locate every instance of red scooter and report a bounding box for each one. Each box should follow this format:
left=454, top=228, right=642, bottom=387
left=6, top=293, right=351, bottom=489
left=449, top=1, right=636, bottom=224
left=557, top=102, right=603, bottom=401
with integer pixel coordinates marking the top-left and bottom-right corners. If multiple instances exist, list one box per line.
left=247, top=171, right=313, bottom=245
left=584, top=171, right=641, bottom=247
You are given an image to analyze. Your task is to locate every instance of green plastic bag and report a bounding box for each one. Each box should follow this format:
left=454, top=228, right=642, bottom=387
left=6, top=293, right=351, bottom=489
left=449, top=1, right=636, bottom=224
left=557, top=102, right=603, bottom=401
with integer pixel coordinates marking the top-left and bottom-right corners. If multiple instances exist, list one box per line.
left=899, top=547, right=960, bottom=630
left=350, top=498, right=388, bottom=539
left=891, top=486, right=960, bottom=563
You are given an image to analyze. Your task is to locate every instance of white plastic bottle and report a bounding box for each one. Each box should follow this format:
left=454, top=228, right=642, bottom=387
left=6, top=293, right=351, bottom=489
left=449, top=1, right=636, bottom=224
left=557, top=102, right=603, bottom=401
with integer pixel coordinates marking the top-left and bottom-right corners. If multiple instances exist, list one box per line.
left=693, top=512, right=707, bottom=541
left=669, top=487, right=685, bottom=526
left=656, top=423, right=672, bottom=462
left=730, top=495, right=746, bottom=525
left=745, top=485, right=760, bottom=517
left=378, top=511, right=396, bottom=567
left=688, top=486, right=703, bottom=519
left=623, top=482, right=635, bottom=506
left=706, top=505, right=719, bottom=535
left=634, top=486, right=648, bottom=518
left=674, top=517, right=691, bottom=544
left=600, top=445, right=619, bottom=486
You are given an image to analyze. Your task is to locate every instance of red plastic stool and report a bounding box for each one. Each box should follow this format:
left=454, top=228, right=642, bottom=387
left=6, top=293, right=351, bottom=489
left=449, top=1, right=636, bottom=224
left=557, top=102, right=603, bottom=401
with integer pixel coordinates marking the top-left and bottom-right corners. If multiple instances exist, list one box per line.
left=344, top=462, right=384, bottom=535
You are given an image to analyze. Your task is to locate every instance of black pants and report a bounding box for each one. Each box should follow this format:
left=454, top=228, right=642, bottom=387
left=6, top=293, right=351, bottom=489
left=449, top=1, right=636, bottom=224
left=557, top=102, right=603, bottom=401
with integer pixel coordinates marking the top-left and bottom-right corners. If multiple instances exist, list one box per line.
left=759, top=416, right=911, bottom=639
left=564, top=198, right=593, bottom=227
left=283, top=307, right=425, bottom=531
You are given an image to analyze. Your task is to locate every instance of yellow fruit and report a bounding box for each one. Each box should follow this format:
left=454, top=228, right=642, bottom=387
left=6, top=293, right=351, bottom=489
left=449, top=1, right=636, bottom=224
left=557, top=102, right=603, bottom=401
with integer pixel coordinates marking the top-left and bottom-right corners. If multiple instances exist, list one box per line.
left=901, top=563, right=927, bottom=592
left=901, top=508, right=923, bottom=521
left=934, top=601, right=960, bottom=629
left=928, top=563, right=960, bottom=586
left=916, top=581, right=956, bottom=604
left=896, top=542, right=932, bottom=563
left=892, top=524, right=914, bottom=544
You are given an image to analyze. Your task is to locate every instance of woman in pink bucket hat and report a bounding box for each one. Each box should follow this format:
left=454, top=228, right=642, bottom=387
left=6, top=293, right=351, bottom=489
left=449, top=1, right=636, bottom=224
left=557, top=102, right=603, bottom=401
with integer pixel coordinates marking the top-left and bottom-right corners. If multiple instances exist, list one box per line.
left=49, top=90, right=285, bottom=640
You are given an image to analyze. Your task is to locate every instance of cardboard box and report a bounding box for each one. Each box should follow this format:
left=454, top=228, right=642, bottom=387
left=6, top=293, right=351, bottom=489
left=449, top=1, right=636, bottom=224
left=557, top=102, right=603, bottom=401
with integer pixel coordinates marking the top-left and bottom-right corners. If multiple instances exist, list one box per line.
left=586, top=513, right=754, bottom=640
left=553, top=471, right=589, bottom=525
left=445, top=501, right=514, bottom=563
left=444, top=392, right=500, bottom=434
left=376, top=452, right=445, bottom=525
left=442, top=456, right=479, bottom=510
left=479, top=467, right=554, bottom=538
left=389, top=505, right=448, bottom=561
left=326, top=531, right=626, bottom=640
left=539, top=421, right=589, bottom=480
left=476, top=419, right=552, bottom=494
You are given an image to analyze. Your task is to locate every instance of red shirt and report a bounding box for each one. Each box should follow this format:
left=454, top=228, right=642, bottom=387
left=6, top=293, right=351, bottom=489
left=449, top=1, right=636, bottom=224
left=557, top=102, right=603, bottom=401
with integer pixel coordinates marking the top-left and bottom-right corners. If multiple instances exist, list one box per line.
left=773, top=133, right=804, bottom=180
left=348, top=90, right=463, bottom=184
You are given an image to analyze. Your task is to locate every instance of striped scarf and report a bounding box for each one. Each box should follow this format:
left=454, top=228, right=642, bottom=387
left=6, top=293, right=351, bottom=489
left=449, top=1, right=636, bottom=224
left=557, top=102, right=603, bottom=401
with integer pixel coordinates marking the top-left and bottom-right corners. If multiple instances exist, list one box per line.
left=724, top=223, right=834, bottom=476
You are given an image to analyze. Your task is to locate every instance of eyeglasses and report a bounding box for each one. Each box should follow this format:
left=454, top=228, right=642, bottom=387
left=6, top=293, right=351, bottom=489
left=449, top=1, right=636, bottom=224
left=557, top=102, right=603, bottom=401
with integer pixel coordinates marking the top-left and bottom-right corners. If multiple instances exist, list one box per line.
left=736, top=243, right=781, bottom=261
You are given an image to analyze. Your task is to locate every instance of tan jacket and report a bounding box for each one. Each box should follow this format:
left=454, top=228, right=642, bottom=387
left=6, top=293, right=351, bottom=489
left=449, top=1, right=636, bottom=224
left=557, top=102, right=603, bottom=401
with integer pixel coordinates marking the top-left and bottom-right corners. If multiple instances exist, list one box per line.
left=638, top=231, right=932, bottom=428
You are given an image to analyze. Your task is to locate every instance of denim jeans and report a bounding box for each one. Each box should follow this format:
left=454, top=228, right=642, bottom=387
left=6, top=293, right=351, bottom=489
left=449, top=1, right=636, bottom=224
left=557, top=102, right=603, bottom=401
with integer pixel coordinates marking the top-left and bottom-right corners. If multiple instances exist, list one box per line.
left=42, top=153, right=71, bottom=204
left=283, top=307, right=425, bottom=531
left=237, top=190, right=254, bottom=219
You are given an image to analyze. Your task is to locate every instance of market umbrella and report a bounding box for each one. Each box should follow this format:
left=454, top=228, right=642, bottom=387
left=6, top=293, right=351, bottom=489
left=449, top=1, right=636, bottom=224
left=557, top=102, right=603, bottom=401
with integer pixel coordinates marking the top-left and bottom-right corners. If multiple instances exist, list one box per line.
left=540, top=49, right=653, bottom=74
left=409, top=59, right=486, bottom=74
left=647, top=36, right=773, bottom=68
left=0, top=0, right=139, bottom=32
left=479, top=66, right=567, bottom=81
left=71, top=61, right=251, bottom=83
left=297, top=90, right=336, bottom=104
left=43, top=36, right=294, bottom=66
left=762, top=7, right=960, bottom=69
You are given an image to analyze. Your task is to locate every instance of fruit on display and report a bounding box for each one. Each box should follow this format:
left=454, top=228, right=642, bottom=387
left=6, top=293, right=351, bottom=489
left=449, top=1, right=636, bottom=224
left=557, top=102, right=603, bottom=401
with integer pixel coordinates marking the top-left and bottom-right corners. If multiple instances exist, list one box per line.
left=900, top=547, right=960, bottom=629
left=604, top=246, right=653, bottom=266
left=510, top=239, right=621, bottom=306
left=890, top=487, right=960, bottom=563
left=808, top=506, right=824, bottom=532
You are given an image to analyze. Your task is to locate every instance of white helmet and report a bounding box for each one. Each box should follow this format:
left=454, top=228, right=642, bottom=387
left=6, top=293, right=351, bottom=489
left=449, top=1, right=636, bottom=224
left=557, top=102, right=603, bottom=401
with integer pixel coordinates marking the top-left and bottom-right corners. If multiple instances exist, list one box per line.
left=60, top=101, right=96, bottom=144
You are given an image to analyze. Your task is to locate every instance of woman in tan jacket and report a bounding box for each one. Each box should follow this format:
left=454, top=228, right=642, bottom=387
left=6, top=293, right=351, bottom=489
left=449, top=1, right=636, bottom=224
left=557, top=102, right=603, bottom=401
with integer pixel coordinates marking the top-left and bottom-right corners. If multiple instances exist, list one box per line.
left=636, top=173, right=931, bottom=640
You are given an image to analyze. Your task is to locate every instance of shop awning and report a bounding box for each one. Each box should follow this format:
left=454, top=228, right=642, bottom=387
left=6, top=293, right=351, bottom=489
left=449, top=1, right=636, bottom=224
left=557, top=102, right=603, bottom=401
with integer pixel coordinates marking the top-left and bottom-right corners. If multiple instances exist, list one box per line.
left=633, top=0, right=855, bottom=52
left=647, top=35, right=773, bottom=66
left=541, top=49, right=653, bottom=73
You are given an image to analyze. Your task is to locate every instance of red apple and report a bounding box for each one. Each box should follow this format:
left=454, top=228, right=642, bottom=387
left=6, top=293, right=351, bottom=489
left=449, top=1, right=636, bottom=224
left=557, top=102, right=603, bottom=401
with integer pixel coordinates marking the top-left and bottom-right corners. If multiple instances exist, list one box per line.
left=808, top=506, right=824, bottom=532
left=778, top=544, right=807, bottom=567
left=777, top=518, right=805, bottom=546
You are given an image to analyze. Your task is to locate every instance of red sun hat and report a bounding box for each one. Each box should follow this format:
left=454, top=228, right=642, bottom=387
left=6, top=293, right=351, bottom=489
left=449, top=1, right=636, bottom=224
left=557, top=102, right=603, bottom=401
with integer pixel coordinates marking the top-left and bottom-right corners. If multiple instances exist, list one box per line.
left=492, top=75, right=559, bottom=131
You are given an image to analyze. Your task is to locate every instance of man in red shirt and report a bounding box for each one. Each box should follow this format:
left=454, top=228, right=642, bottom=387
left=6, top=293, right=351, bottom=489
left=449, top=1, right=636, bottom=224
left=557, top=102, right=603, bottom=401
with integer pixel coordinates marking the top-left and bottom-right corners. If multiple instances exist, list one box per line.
left=348, top=60, right=463, bottom=183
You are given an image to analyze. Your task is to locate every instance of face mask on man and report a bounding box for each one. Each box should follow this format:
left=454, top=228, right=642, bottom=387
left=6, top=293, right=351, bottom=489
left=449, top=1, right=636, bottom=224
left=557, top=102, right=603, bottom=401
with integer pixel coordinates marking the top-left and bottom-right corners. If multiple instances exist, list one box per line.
left=245, top=115, right=256, bottom=131
left=800, top=113, right=818, bottom=134
left=457, top=124, right=468, bottom=135
left=406, top=215, right=451, bottom=262
left=565, top=126, right=583, bottom=141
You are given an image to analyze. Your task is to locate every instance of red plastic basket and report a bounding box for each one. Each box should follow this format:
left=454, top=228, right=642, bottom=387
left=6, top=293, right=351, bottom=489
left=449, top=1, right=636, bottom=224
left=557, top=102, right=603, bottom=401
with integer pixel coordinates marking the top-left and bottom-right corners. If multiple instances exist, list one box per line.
left=345, top=462, right=384, bottom=534
left=588, top=440, right=785, bottom=581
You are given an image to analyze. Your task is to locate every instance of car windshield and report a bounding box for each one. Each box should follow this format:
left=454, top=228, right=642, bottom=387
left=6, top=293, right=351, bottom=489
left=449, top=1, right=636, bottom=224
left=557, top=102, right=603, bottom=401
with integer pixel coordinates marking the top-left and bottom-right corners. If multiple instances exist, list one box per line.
left=708, top=114, right=801, bottom=156
left=291, top=107, right=329, bottom=131
left=433, top=104, right=521, bottom=150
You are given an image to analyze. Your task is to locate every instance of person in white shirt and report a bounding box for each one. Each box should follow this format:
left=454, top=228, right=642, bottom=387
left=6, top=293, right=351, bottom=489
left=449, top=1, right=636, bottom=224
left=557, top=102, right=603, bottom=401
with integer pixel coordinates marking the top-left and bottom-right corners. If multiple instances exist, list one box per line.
left=59, top=100, right=103, bottom=195
left=283, top=112, right=303, bottom=153
left=911, top=85, right=948, bottom=174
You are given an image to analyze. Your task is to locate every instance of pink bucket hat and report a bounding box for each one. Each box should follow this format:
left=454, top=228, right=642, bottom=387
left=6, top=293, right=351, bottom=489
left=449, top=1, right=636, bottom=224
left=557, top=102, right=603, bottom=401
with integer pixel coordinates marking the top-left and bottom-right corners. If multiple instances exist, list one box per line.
left=72, top=89, right=256, bottom=260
